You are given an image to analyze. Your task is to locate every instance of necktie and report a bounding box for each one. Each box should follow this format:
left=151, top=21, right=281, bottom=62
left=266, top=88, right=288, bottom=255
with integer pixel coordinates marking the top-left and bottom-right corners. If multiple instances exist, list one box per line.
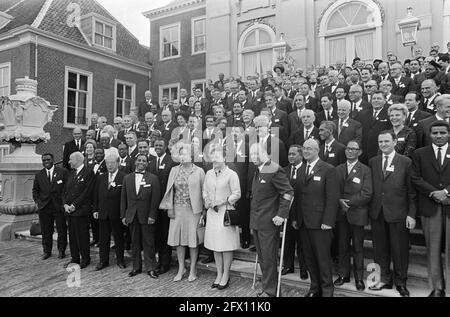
left=383, top=155, right=389, bottom=178
left=305, top=129, right=310, bottom=140
left=338, top=120, right=343, bottom=136
left=325, top=145, right=330, bottom=157
left=424, top=98, right=429, bottom=108
left=328, top=110, right=332, bottom=120
left=437, top=147, right=442, bottom=168
left=407, top=113, right=413, bottom=125
left=305, top=164, right=311, bottom=181
left=157, top=157, right=161, bottom=169
left=47, top=170, right=51, bottom=182
left=373, top=110, right=378, bottom=120
left=290, top=166, right=297, bottom=180
left=347, top=164, right=352, bottom=177
left=108, top=173, right=114, bottom=189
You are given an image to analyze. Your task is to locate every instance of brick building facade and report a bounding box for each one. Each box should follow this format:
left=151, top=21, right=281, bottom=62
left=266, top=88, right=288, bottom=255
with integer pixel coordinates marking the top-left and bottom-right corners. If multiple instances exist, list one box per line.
left=0, top=0, right=151, bottom=161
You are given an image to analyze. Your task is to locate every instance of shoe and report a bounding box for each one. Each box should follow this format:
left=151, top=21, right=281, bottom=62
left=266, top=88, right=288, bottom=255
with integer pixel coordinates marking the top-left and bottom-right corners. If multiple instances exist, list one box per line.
left=300, top=270, right=309, bottom=280
left=369, top=283, right=393, bottom=291
left=281, top=267, right=294, bottom=276
left=428, top=290, right=445, bottom=297
left=128, top=269, right=142, bottom=277
left=304, top=292, right=321, bottom=297
left=148, top=270, right=158, bottom=279
left=188, top=274, right=198, bottom=282
left=241, top=241, right=250, bottom=249
left=95, top=262, right=109, bottom=271
left=80, top=260, right=91, bottom=269
left=57, top=251, right=65, bottom=259
left=200, top=255, right=214, bottom=264
left=218, top=278, right=230, bottom=290
left=211, top=282, right=219, bottom=289
left=334, top=276, right=350, bottom=286
left=173, top=268, right=186, bottom=282
left=41, top=253, right=51, bottom=260
left=355, top=280, right=365, bottom=291
left=64, top=260, right=80, bottom=268
left=156, top=266, right=170, bottom=275
left=396, top=286, right=410, bottom=297
left=117, top=261, right=126, bottom=269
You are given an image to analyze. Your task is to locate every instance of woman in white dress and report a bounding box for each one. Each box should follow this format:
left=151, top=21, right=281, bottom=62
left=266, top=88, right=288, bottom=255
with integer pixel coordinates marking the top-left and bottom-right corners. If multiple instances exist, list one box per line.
left=203, top=146, right=241, bottom=290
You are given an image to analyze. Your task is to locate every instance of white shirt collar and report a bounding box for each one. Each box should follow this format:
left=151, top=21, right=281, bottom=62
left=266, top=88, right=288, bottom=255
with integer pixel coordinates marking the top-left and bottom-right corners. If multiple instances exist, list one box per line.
left=382, top=151, right=396, bottom=164
left=293, top=162, right=303, bottom=170
left=325, top=139, right=335, bottom=148
left=157, top=153, right=166, bottom=162
left=129, top=145, right=136, bottom=154
left=258, top=159, right=271, bottom=172
left=46, top=165, right=55, bottom=175
left=432, top=143, right=449, bottom=154
left=76, top=164, right=84, bottom=175
left=306, top=157, right=320, bottom=170
left=347, top=160, right=358, bottom=168
left=109, top=170, right=118, bottom=180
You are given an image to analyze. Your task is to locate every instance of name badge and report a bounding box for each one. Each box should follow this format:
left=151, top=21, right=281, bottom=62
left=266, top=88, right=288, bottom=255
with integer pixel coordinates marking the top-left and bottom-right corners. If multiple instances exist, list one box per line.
left=313, top=176, right=321, bottom=182
left=329, top=153, right=335, bottom=158
left=57, top=180, right=63, bottom=184
left=275, top=119, right=280, bottom=123
left=159, top=164, right=165, bottom=169
left=427, top=104, right=434, bottom=109
left=343, top=123, right=349, bottom=128
left=111, top=182, right=116, bottom=188
left=140, top=181, right=146, bottom=185
left=446, top=155, right=450, bottom=159
left=398, top=137, right=405, bottom=142
left=413, top=123, right=418, bottom=127
left=380, top=119, right=388, bottom=122
left=352, top=177, right=361, bottom=184
left=165, top=128, right=169, bottom=131
left=260, top=179, right=267, bottom=184
left=121, top=162, right=126, bottom=166
left=386, top=166, right=395, bottom=172
left=144, top=184, right=151, bottom=188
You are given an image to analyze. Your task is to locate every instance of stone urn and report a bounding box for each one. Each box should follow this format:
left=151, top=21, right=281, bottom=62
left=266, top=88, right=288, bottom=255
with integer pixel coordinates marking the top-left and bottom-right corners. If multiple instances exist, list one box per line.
left=0, top=77, right=58, bottom=240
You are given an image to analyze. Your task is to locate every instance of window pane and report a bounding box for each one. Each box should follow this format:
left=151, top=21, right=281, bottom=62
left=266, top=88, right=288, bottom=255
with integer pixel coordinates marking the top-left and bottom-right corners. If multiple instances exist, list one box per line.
left=172, top=43, right=179, bottom=56
left=162, top=29, right=170, bottom=43
left=124, top=101, right=131, bottom=115
left=194, top=19, right=204, bottom=35
left=244, top=31, right=256, bottom=48
left=328, top=37, right=346, bottom=65
left=116, top=100, right=123, bottom=117
left=259, top=30, right=272, bottom=45
left=79, top=92, right=87, bottom=109
left=67, top=106, right=76, bottom=124
left=328, top=11, right=347, bottom=30
left=105, top=25, right=113, bottom=37
left=163, top=44, right=171, bottom=57
left=68, top=72, right=77, bottom=89
left=0, top=88, right=5, bottom=97
left=79, top=75, right=88, bottom=91
left=67, top=90, right=76, bottom=107
left=95, top=34, right=103, bottom=45
left=125, top=86, right=132, bottom=100
left=171, top=88, right=178, bottom=101
left=163, top=88, right=169, bottom=97
left=339, top=4, right=361, bottom=26
left=78, top=107, right=87, bottom=125
left=95, top=22, right=103, bottom=34
left=171, top=27, right=179, bottom=41
left=117, top=84, right=124, bottom=98
left=196, top=36, right=205, bottom=51
left=104, top=38, right=112, bottom=49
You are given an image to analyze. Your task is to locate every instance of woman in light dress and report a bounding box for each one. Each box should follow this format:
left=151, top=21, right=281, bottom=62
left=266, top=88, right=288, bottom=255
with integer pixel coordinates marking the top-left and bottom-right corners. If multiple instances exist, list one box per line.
left=203, top=145, right=241, bottom=290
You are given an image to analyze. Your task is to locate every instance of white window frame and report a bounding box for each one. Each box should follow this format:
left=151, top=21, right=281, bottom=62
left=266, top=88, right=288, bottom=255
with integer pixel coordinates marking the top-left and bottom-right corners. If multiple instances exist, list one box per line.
left=159, top=82, right=180, bottom=103
left=92, top=17, right=117, bottom=52
left=191, top=79, right=206, bottom=98
left=114, top=79, right=136, bottom=118
left=160, top=23, right=181, bottom=61
left=191, top=16, right=206, bottom=55
left=64, top=66, right=93, bottom=129
left=0, top=62, right=11, bottom=97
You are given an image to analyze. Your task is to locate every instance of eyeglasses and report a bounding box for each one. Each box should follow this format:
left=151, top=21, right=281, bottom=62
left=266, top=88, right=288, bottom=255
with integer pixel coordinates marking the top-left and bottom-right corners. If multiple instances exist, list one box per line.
left=346, top=147, right=360, bottom=152
left=365, top=85, right=376, bottom=88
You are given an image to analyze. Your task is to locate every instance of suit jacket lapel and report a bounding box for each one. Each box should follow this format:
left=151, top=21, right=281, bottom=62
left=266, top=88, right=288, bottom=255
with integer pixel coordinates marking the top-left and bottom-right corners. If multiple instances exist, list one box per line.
left=346, top=162, right=359, bottom=181
left=441, top=147, right=450, bottom=171
left=384, top=154, right=397, bottom=181
left=427, top=146, right=441, bottom=173
left=306, top=161, right=322, bottom=182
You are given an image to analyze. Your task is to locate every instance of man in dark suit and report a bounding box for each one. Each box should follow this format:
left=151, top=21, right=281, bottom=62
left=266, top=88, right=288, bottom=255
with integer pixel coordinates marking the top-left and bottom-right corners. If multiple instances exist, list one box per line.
left=300, top=84, right=319, bottom=113
left=411, top=119, right=450, bottom=297
left=281, top=145, right=308, bottom=280
left=159, top=110, right=178, bottom=142
left=260, top=108, right=289, bottom=147
left=288, top=94, right=307, bottom=136
left=63, top=152, right=95, bottom=269
left=93, top=154, right=126, bottom=270
left=416, top=95, right=450, bottom=148
left=368, top=131, right=416, bottom=296
left=334, top=100, right=363, bottom=146
left=148, top=138, right=176, bottom=274
left=377, top=62, right=392, bottom=83
left=420, top=79, right=441, bottom=114
left=274, top=86, right=293, bottom=114
left=356, top=91, right=392, bottom=164
left=138, top=91, right=160, bottom=123
left=405, top=92, right=432, bottom=131
left=249, top=143, right=294, bottom=297
left=32, top=153, right=68, bottom=260
left=264, top=92, right=289, bottom=135
left=316, top=93, right=338, bottom=127
left=121, top=154, right=161, bottom=279
left=349, top=84, right=372, bottom=119
left=289, top=110, right=320, bottom=147
left=318, top=121, right=346, bottom=167
left=118, top=143, right=132, bottom=174
left=334, top=141, right=373, bottom=291
left=322, top=70, right=349, bottom=100
left=390, top=62, right=415, bottom=97
left=63, top=128, right=85, bottom=170
left=291, top=138, right=339, bottom=297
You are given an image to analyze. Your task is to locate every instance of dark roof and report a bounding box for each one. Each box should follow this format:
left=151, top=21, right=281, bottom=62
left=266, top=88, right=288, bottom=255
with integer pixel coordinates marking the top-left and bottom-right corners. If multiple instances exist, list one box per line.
left=0, top=0, right=149, bottom=64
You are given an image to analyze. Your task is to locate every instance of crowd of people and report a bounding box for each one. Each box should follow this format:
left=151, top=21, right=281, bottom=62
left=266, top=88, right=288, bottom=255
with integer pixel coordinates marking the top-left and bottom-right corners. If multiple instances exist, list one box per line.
left=31, top=43, right=450, bottom=298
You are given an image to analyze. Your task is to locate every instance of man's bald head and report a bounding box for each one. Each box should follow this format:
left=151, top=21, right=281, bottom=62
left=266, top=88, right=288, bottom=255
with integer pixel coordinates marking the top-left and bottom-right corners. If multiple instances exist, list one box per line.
left=69, top=151, right=84, bottom=169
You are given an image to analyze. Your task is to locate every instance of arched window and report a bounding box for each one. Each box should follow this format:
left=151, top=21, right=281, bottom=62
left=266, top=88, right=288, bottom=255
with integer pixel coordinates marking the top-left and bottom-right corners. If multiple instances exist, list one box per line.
left=238, top=23, right=276, bottom=78
left=319, top=0, right=383, bottom=66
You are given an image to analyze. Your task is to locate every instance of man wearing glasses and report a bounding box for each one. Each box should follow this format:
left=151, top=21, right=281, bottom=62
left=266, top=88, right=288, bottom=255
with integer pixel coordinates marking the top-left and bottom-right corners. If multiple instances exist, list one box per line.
left=363, top=80, right=378, bottom=104
left=334, top=141, right=373, bottom=291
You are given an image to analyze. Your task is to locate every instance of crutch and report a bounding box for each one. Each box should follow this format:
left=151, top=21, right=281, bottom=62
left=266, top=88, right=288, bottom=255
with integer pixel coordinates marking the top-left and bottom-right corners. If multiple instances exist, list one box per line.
left=276, top=198, right=293, bottom=297
left=251, top=253, right=259, bottom=290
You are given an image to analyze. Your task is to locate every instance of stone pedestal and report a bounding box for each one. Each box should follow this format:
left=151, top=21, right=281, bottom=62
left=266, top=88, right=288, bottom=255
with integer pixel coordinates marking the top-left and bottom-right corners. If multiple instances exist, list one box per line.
left=0, top=144, right=41, bottom=241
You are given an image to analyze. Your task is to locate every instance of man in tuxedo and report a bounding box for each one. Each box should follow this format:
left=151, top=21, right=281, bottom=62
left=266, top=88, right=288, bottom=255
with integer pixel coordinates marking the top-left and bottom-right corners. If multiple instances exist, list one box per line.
left=148, top=138, right=176, bottom=275
left=281, top=145, right=308, bottom=280
left=63, top=128, right=84, bottom=170
left=334, top=100, right=363, bottom=146
left=113, top=117, right=123, bottom=139
left=121, top=154, right=161, bottom=278
left=289, top=110, right=320, bottom=147
left=416, top=95, right=450, bottom=148
left=408, top=59, right=422, bottom=82
left=316, top=93, right=338, bottom=126
left=179, top=88, right=190, bottom=109
left=390, top=62, right=415, bottom=98
left=249, top=143, right=294, bottom=297
left=356, top=91, right=392, bottom=164
left=32, top=153, right=68, bottom=260
left=247, top=79, right=264, bottom=114
left=411, top=120, right=450, bottom=297
left=405, top=92, right=432, bottom=130
left=63, top=152, right=95, bottom=269
left=334, top=141, right=372, bottom=291
left=117, top=115, right=135, bottom=143
left=125, top=131, right=139, bottom=158
left=368, top=131, right=416, bottom=297
left=138, top=91, right=159, bottom=122
left=102, top=126, right=122, bottom=149
left=93, top=153, right=126, bottom=270
left=291, top=139, right=339, bottom=297
left=89, top=148, right=107, bottom=247
left=260, top=108, right=289, bottom=147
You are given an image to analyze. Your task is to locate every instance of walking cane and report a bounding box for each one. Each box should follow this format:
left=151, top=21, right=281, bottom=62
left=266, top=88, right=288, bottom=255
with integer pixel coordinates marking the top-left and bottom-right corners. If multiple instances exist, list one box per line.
left=251, top=253, right=258, bottom=290
left=276, top=219, right=288, bottom=297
